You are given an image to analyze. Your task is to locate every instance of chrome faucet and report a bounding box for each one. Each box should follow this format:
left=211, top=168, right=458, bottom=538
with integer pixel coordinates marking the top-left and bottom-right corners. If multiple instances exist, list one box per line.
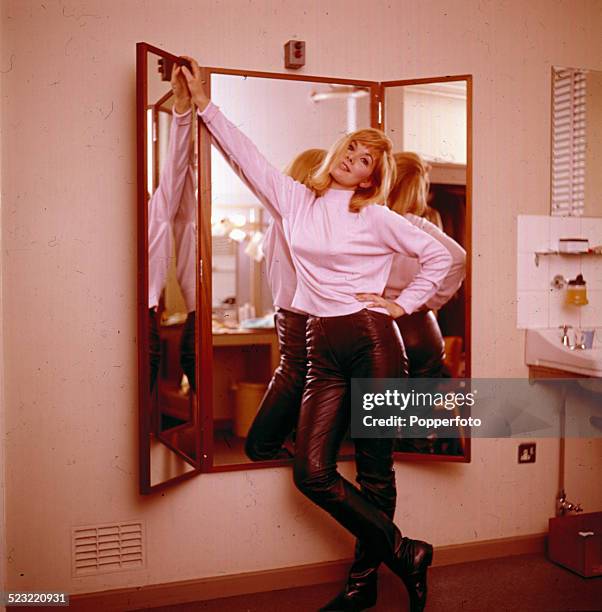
left=556, top=489, right=583, bottom=516
left=558, top=324, right=573, bottom=348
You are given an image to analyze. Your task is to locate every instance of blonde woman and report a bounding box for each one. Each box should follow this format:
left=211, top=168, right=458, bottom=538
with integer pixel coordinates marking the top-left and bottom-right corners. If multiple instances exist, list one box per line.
left=330, top=152, right=466, bottom=611
left=240, top=148, right=465, bottom=611
left=183, top=57, right=452, bottom=612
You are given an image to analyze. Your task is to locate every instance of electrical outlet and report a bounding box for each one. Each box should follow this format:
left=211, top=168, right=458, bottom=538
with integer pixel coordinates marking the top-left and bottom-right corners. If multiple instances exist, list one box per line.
left=518, top=442, right=536, bottom=463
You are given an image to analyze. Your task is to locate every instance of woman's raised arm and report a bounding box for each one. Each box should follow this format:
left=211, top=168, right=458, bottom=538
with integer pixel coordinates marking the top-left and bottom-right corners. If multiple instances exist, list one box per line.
left=181, top=57, right=312, bottom=220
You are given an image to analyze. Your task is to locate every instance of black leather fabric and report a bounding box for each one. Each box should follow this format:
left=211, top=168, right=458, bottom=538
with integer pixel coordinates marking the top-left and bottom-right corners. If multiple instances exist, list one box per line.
left=149, top=308, right=161, bottom=392
left=395, top=309, right=446, bottom=378
left=245, top=308, right=308, bottom=461
left=345, top=309, right=446, bottom=583
left=179, top=311, right=196, bottom=392
left=293, top=309, right=407, bottom=562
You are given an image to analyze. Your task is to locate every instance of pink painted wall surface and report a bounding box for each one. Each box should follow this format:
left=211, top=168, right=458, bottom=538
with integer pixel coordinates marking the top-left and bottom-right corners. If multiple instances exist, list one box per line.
left=0, top=0, right=7, bottom=595
left=2, top=0, right=602, bottom=596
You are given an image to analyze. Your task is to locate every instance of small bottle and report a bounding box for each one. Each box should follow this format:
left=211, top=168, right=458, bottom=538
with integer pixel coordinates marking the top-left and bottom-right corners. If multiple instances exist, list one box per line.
left=566, top=274, right=588, bottom=306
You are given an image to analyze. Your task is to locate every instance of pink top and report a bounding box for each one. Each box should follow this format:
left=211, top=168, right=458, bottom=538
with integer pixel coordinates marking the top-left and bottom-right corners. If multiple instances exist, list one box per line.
left=263, top=213, right=465, bottom=313
left=261, top=216, right=303, bottom=312
left=200, top=102, right=452, bottom=317
left=148, top=108, right=196, bottom=312
left=384, top=214, right=466, bottom=311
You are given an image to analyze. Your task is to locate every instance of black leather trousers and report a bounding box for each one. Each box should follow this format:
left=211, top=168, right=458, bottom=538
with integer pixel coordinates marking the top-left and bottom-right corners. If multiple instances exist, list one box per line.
left=245, top=308, right=308, bottom=461
left=348, top=309, right=445, bottom=583
left=180, top=311, right=196, bottom=392
left=395, top=309, right=446, bottom=378
left=149, top=308, right=161, bottom=392
left=293, top=309, right=408, bottom=563
left=149, top=309, right=197, bottom=393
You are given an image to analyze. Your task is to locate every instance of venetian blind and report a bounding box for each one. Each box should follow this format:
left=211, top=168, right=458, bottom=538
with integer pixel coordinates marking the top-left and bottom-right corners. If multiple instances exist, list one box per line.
left=551, top=68, right=587, bottom=216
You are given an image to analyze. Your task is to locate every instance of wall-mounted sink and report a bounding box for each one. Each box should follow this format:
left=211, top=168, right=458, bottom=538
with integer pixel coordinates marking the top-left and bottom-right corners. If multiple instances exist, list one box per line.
left=526, top=328, right=602, bottom=377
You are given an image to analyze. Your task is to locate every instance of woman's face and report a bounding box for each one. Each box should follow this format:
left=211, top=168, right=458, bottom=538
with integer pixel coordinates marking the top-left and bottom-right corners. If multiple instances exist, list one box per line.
left=329, top=140, right=376, bottom=190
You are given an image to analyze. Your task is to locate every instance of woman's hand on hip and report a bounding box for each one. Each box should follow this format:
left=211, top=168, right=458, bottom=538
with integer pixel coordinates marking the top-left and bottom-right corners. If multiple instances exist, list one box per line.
left=355, top=293, right=406, bottom=318
left=180, top=56, right=210, bottom=111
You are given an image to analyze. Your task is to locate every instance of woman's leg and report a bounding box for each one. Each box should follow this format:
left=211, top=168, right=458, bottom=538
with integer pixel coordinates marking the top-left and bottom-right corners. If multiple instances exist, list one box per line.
left=245, top=309, right=308, bottom=461
left=295, top=311, right=432, bottom=611
left=321, top=436, right=399, bottom=611
left=395, top=310, right=445, bottom=378
left=179, top=311, right=196, bottom=393
left=343, top=311, right=442, bottom=606
left=149, top=308, right=161, bottom=392
left=322, top=332, right=407, bottom=611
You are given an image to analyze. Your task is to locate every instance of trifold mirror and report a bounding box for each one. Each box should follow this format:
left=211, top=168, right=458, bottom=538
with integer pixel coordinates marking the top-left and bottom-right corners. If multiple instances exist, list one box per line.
left=137, top=42, right=472, bottom=494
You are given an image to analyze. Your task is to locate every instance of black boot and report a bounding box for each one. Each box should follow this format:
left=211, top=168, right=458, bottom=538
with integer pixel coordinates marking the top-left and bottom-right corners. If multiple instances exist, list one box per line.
left=387, top=537, right=433, bottom=612
left=319, top=543, right=378, bottom=611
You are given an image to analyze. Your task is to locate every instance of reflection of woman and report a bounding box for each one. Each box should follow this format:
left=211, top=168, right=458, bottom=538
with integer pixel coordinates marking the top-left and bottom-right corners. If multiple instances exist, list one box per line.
left=148, top=65, right=196, bottom=392
left=383, top=153, right=466, bottom=378
left=244, top=150, right=325, bottom=461
left=183, top=57, right=452, bottom=612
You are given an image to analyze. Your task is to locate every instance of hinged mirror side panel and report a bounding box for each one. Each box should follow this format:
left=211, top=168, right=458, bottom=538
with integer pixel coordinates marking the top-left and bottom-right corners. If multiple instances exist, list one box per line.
left=381, top=75, right=473, bottom=463
left=137, top=42, right=203, bottom=493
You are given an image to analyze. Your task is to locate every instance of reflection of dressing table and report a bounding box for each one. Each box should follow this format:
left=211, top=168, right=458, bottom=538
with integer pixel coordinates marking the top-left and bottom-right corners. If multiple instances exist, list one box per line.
left=212, top=329, right=280, bottom=426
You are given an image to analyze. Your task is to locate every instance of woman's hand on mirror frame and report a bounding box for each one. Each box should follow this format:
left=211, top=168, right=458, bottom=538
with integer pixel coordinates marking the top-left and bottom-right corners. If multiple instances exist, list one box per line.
left=355, top=293, right=406, bottom=318
left=171, top=65, right=191, bottom=114
left=180, top=56, right=210, bottom=112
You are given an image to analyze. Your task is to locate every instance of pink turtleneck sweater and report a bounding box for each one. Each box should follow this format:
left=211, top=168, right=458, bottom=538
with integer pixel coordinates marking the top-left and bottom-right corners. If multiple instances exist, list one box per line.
left=200, top=102, right=452, bottom=317
left=148, top=108, right=196, bottom=312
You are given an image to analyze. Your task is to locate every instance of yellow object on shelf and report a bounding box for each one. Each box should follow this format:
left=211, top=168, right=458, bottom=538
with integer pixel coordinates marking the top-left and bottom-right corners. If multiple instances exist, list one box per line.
left=566, top=274, right=588, bottom=306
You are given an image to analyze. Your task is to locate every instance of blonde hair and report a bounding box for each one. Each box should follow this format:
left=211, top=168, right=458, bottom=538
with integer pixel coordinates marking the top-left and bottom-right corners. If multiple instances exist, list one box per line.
left=388, top=152, right=430, bottom=216
left=308, top=129, right=396, bottom=213
left=284, top=148, right=326, bottom=186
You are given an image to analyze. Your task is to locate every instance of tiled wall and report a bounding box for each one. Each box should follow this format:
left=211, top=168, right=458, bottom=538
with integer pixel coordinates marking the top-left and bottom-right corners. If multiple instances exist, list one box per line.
left=517, top=215, right=602, bottom=329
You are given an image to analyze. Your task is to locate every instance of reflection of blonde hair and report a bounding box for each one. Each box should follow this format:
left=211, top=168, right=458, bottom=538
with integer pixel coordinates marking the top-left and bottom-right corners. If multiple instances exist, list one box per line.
left=388, top=152, right=429, bottom=216
left=284, top=149, right=326, bottom=186
left=308, top=129, right=396, bottom=213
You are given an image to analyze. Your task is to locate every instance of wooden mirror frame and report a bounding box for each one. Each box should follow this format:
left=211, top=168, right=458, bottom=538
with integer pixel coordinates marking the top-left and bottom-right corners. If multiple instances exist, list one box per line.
left=382, top=76, right=472, bottom=464
left=137, top=42, right=202, bottom=494
left=138, top=41, right=472, bottom=493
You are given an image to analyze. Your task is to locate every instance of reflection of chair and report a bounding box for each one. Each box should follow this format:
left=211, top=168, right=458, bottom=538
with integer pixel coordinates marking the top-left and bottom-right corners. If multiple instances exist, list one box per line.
left=443, top=336, right=463, bottom=377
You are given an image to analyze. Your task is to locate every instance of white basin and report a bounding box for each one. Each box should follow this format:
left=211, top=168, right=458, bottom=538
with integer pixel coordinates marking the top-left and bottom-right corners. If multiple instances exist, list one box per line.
left=525, top=328, right=602, bottom=377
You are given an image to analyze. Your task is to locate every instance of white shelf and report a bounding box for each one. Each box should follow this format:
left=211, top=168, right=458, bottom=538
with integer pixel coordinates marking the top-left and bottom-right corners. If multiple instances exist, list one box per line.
left=534, top=250, right=602, bottom=267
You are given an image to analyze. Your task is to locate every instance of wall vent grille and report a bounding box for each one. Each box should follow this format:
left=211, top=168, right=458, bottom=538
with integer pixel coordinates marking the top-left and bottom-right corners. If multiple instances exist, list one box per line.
left=72, top=521, right=144, bottom=576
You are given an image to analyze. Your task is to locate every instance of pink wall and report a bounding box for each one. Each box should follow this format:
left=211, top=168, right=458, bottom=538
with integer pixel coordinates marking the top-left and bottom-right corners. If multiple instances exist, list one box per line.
left=0, top=0, right=6, bottom=594
left=2, top=0, right=602, bottom=597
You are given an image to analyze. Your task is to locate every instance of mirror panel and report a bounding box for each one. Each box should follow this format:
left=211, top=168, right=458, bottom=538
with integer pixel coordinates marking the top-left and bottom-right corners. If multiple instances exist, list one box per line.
left=207, top=72, right=372, bottom=467
left=551, top=67, right=602, bottom=217
left=138, top=43, right=201, bottom=493
left=139, top=44, right=472, bottom=489
left=383, top=77, right=471, bottom=460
